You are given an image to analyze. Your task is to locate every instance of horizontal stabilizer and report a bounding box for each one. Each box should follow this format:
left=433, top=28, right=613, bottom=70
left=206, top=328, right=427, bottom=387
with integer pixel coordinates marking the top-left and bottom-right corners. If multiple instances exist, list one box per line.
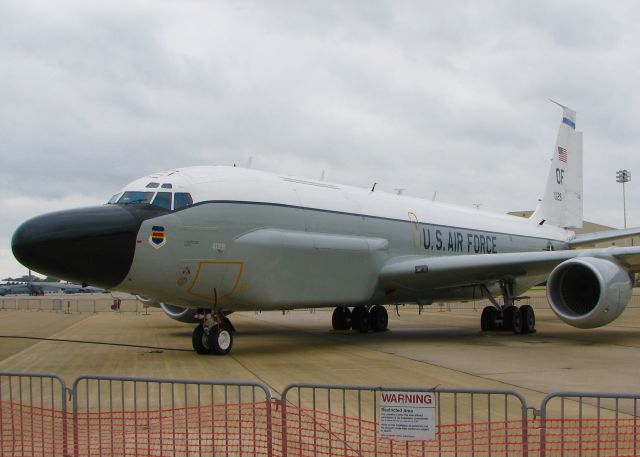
left=569, top=227, right=640, bottom=247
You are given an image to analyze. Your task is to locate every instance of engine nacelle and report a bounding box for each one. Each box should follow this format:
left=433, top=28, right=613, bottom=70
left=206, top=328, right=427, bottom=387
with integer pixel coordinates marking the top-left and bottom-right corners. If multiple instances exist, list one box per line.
left=136, top=295, right=200, bottom=323
left=159, top=303, right=200, bottom=323
left=547, top=257, right=632, bottom=329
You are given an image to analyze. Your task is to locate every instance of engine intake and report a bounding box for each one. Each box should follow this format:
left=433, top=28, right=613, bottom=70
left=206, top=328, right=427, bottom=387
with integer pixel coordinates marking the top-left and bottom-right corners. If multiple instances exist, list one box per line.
left=547, top=257, right=632, bottom=328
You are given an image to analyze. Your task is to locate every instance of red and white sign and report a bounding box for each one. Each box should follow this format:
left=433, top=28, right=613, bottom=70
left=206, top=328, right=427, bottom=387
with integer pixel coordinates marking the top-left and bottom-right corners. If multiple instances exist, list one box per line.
left=379, top=391, right=436, bottom=441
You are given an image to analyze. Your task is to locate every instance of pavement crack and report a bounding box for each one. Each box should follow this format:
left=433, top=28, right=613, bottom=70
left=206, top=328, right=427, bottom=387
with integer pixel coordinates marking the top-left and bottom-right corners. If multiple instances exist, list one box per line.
left=0, top=335, right=192, bottom=352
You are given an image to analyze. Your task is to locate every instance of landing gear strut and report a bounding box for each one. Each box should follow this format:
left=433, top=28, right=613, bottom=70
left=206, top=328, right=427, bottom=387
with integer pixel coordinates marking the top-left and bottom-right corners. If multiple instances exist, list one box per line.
left=479, top=282, right=536, bottom=334
left=192, top=311, right=234, bottom=355
left=331, top=305, right=389, bottom=333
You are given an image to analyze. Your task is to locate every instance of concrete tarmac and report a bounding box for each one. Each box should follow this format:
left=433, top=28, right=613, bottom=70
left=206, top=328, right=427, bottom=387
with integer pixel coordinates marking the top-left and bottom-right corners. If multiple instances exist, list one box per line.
left=1, top=294, right=639, bottom=408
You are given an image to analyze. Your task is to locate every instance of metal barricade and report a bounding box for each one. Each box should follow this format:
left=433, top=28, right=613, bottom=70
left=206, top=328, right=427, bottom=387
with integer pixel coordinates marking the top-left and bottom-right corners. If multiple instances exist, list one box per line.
left=0, top=372, right=68, bottom=457
left=539, top=392, right=640, bottom=457
left=6, top=370, right=640, bottom=456
left=72, top=375, right=273, bottom=457
left=280, top=383, right=530, bottom=457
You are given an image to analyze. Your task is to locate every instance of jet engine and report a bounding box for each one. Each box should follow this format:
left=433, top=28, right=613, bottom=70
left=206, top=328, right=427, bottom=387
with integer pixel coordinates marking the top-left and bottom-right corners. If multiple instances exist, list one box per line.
left=159, top=303, right=200, bottom=323
left=546, top=257, right=632, bottom=328
left=136, top=295, right=200, bottom=323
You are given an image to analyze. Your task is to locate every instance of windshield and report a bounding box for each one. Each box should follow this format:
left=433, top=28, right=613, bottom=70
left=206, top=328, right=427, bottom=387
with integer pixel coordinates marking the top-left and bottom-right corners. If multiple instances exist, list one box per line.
left=174, top=193, right=193, bottom=210
left=107, top=193, right=121, bottom=204
left=152, top=192, right=172, bottom=210
left=113, top=190, right=194, bottom=210
left=117, top=191, right=155, bottom=204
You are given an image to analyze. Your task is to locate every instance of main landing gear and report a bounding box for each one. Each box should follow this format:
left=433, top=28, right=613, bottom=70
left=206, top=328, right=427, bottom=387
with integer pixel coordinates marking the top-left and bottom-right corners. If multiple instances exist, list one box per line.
left=192, top=311, right=235, bottom=355
left=479, top=282, right=536, bottom=334
left=331, top=305, right=389, bottom=333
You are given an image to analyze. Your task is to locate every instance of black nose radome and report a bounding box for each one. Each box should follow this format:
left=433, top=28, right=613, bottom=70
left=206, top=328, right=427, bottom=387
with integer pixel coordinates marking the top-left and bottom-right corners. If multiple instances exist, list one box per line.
left=12, top=205, right=166, bottom=289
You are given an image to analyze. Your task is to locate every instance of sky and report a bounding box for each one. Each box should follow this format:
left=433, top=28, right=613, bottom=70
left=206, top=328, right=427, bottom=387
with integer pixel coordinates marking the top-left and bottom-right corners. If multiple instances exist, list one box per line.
left=1, top=0, right=640, bottom=278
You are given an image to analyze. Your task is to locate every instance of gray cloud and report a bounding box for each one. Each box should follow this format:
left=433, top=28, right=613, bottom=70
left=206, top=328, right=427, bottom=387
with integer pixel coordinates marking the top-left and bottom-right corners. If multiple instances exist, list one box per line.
left=2, top=0, right=639, bottom=277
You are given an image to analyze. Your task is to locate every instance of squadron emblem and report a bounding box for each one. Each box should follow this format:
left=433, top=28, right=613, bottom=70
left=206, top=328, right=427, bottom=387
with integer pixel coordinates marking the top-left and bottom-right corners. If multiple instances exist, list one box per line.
left=149, top=226, right=167, bottom=249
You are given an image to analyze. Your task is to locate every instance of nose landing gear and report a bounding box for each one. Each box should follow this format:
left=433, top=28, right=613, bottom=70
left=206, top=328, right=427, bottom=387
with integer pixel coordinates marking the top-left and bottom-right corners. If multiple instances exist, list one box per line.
left=192, top=311, right=234, bottom=355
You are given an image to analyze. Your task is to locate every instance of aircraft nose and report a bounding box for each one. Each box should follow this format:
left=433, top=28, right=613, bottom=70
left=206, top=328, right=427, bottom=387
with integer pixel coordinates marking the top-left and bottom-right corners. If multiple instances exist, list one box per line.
left=12, top=205, right=164, bottom=289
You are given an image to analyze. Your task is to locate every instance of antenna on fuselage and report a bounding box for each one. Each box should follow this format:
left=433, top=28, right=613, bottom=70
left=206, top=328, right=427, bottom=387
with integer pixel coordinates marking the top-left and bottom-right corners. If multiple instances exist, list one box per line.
left=320, top=170, right=325, bottom=181
left=432, top=191, right=438, bottom=201
left=395, top=188, right=405, bottom=195
left=371, top=182, right=377, bottom=192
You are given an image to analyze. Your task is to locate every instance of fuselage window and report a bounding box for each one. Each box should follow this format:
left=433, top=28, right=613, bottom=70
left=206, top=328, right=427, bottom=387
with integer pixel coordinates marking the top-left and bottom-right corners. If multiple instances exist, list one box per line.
left=152, top=192, right=172, bottom=210
left=174, top=192, right=193, bottom=210
left=118, top=191, right=155, bottom=204
left=146, top=182, right=160, bottom=188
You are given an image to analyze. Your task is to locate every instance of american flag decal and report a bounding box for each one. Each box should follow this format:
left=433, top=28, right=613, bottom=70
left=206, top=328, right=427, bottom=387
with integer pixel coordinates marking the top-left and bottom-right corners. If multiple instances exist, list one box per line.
left=558, top=146, right=568, bottom=163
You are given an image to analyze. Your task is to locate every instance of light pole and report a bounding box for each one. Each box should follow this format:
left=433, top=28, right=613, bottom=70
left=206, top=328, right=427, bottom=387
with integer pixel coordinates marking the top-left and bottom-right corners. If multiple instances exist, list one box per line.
left=616, top=169, right=631, bottom=228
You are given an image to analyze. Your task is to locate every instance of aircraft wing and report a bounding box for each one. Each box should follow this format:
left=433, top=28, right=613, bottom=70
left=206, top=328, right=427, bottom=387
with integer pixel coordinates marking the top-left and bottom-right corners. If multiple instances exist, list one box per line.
left=569, top=227, right=640, bottom=247
left=379, top=246, right=640, bottom=292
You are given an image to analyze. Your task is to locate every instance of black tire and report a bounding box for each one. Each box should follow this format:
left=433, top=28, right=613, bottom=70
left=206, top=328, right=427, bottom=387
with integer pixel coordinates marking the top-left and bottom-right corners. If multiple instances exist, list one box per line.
left=207, top=324, right=233, bottom=355
left=504, top=306, right=523, bottom=334
left=192, top=325, right=209, bottom=355
left=370, top=305, right=388, bottom=332
left=480, top=306, right=498, bottom=331
left=351, top=306, right=371, bottom=333
left=520, top=305, right=536, bottom=334
left=332, top=306, right=352, bottom=330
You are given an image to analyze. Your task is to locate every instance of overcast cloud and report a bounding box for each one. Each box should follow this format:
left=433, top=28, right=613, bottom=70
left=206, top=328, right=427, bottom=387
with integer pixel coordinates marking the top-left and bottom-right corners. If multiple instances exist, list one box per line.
left=2, top=0, right=639, bottom=278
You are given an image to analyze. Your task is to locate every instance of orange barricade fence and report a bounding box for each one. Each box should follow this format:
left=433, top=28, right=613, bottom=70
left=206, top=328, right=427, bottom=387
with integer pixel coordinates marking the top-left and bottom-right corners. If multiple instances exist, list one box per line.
left=4, top=403, right=640, bottom=456
left=2, top=374, right=640, bottom=457
left=0, top=373, right=68, bottom=457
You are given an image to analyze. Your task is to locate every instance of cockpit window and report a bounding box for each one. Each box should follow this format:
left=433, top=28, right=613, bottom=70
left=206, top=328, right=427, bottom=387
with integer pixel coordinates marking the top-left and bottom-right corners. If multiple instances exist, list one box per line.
left=161, top=183, right=173, bottom=189
left=145, top=182, right=160, bottom=188
left=113, top=190, right=192, bottom=210
left=174, top=193, right=193, bottom=210
left=152, top=192, right=172, bottom=210
left=107, top=193, right=121, bottom=204
left=118, top=191, right=155, bottom=204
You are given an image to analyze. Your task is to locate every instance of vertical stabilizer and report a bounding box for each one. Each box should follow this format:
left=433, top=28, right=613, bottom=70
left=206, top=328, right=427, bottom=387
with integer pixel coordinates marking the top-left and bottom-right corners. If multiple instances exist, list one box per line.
left=531, top=102, right=583, bottom=229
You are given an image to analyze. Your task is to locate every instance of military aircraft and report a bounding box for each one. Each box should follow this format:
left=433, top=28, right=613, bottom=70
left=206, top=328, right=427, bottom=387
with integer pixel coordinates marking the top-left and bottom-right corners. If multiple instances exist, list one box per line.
left=12, top=104, right=640, bottom=355
left=0, top=281, right=106, bottom=296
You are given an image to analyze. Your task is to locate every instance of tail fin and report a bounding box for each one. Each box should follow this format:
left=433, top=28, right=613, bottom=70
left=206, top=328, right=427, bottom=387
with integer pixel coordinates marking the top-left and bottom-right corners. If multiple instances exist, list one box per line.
left=531, top=101, right=583, bottom=229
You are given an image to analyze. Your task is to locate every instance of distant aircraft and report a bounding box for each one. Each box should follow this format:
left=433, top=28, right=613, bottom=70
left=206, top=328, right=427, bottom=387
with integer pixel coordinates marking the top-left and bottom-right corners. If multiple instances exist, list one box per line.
left=12, top=104, right=640, bottom=355
left=0, top=281, right=106, bottom=296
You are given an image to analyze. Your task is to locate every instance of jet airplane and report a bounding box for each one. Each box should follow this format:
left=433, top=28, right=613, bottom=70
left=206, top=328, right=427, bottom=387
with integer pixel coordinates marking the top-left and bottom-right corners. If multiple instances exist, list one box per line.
left=12, top=105, right=640, bottom=355
left=0, top=281, right=106, bottom=296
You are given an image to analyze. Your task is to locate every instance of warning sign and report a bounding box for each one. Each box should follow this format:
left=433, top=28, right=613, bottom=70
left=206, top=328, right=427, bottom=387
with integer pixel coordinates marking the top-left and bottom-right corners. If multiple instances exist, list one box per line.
left=379, top=391, right=436, bottom=441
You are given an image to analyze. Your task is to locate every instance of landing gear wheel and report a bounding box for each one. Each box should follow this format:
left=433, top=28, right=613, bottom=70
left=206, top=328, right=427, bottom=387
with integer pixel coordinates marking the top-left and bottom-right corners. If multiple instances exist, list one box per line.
left=520, top=305, right=536, bottom=334
left=351, top=306, right=371, bottom=333
left=480, top=306, right=498, bottom=331
left=370, top=305, right=388, bottom=332
left=503, top=306, right=523, bottom=334
left=207, top=324, right=233, bottom=355
left=192, top=325, right=209, bottom=355
left=332, top=306, right=352, bottom=330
